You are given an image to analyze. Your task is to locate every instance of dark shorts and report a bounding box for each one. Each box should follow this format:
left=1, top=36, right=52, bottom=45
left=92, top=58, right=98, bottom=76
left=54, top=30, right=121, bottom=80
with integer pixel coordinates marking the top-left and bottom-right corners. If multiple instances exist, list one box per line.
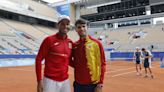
left=136, top=60, right=141, bottom=64
left=73, top=81, right=97, bottom=92
left=144, top=61, right=149, bottom=68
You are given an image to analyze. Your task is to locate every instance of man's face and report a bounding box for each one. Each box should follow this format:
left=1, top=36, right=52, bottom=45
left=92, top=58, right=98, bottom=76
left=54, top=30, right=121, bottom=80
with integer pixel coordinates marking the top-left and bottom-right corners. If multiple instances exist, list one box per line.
left=136, top=48, right=139, bottom=51
left=142, top=49, right=146, bottom=53
left=58, top=19, right=70, bottom=35
left=75, top=24, right=87, bottom=38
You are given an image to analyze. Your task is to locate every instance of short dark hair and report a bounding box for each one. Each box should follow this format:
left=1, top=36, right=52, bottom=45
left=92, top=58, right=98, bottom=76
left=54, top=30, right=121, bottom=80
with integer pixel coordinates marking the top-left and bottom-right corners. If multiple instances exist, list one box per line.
left=141, top=48, right=145, bottom=51
left=75, top=19, right=87, bottom=26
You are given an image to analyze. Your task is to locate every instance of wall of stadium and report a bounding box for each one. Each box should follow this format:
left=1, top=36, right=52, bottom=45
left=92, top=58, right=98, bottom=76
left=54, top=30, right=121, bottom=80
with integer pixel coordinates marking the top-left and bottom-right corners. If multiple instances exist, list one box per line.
left=70, top=3, right=76, bottom=23
left=109, top=52, right=164, bottom=61
left=149, top=0, right=164, bottom=5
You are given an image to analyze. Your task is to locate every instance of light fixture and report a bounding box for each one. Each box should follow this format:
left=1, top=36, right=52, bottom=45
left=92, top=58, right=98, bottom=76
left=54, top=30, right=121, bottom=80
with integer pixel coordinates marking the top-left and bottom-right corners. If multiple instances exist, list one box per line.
left=41, top=0, right=66, bottom=4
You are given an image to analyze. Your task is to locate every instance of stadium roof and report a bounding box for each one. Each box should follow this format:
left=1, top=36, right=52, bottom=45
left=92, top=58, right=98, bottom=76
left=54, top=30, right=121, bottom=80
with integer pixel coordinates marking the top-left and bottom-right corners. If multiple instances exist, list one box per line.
left=43, top=0, right=121, bottom=7
left=41, top=0, right=66, bottom=4
left=43, top=0, right=81, bottom=7
left=75, top=0, right=121, bottom=8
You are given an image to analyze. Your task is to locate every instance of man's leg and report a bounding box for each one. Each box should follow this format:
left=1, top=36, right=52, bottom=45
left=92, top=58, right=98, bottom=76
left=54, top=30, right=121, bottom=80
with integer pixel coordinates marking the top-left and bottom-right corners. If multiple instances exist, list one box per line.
left=144, top=68, right=148, bottom=77
left=139, top=64, right=142, bottom=75
left=136, top=64, right=138, bottom=73
left=148, top=67, right=154, bottom=78
left=136, top=63, right=139, bottom=76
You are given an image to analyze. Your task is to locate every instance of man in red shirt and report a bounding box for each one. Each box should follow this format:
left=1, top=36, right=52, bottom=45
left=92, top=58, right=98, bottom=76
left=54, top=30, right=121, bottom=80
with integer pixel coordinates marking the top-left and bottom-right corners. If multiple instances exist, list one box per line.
left=70, top=19, right=106, bottom=92
left=35, top=15, right=73, bottom=92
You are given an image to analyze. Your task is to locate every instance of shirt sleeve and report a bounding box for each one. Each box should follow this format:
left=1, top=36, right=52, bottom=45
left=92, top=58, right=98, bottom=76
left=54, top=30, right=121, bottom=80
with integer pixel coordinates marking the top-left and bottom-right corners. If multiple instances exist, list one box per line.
left=148, top=50, right=153, bottom=56
left=98, top=42, right=106, bottom=84
left=141, top=52, right=144, bottom=58
left=35, top=37, right=50, bottom=81
left=133, top=52, right=136, bottom=58
left=69, top=41, right=75, bottom=68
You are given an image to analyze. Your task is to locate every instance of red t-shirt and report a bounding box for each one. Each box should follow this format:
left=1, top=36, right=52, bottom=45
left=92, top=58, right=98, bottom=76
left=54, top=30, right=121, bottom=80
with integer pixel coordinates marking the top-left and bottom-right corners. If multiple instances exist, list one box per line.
left=36, top=33, right=73, bottom=81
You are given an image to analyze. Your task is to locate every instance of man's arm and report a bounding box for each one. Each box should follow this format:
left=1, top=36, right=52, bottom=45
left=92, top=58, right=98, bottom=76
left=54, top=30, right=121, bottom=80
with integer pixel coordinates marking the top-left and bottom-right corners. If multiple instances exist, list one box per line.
left=133, top=52, right=136, bottom=63
left=37, top=80, right=43, bottom=92
left=98, top=42, right=106, bottom=84
left=148, top=51, right=153, bottom=58
left=133, top=52, right=136, bottom=59
left=144, top=51, right=152, bottom=58
left=69, top=42, right=76, bottom=68
left=35, top=37, right=50, bottom=92
left=35, top=37, right=50, bottom=81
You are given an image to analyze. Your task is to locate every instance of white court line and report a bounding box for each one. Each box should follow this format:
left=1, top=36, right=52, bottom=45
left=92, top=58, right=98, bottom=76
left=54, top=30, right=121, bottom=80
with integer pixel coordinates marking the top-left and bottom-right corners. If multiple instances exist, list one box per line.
left=8, top=68, right=33, bottom=72
left=107, top=67, right=135, bottom=73
left=111, top=65, right=158, bottom=78
left=106, top=63, right=159, bottom=74
left=111, top=71, right=136, bottom=77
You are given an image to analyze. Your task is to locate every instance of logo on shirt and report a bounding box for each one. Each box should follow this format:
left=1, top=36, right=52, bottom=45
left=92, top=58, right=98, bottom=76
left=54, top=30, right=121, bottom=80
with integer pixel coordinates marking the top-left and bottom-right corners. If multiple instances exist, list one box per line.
left=69, top=43, right=72, bottom=49
left=54, top=42, right=59, bottom=46
left=87, top=44, right=92, bottom=49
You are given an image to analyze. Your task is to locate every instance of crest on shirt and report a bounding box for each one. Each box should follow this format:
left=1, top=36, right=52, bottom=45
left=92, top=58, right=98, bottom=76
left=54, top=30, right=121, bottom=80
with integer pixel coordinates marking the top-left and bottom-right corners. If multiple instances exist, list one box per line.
left=69, top=42, right=72, bottom=49
left=87, top=44, right=92, bottom=49
left=54, top=42, right=59, bottom=46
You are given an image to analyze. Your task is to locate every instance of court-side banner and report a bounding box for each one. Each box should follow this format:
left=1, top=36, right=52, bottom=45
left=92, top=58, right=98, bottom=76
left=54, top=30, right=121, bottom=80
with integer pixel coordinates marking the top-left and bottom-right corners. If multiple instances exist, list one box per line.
left=56, top=4, right=70, bottom=16
left=161, top=58, right=164, bottom=68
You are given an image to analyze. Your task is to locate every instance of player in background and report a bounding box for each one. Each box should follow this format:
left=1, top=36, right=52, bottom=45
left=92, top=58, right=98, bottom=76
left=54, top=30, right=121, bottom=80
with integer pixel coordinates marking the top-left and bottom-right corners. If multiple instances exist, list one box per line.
left=133, top=47, right=142, bottom=76
left=141, top=48, right=154, bottom=78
